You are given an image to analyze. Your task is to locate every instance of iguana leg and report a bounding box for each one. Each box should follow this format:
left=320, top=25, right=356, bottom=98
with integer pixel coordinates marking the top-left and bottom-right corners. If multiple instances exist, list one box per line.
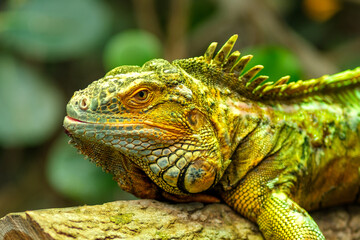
left=221, top=160, right=325, bottom=240
left=257, top=191, right=325, bottom=240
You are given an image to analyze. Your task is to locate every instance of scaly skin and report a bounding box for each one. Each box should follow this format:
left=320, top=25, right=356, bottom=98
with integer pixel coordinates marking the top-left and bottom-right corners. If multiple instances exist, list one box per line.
left=64, top=35, right=360, bottom=239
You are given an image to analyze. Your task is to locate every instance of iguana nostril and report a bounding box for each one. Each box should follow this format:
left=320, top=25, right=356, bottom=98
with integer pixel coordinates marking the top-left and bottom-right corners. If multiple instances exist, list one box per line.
left=79, top=97, right=89, bottom=110
left=183, top=160, right=216, bottom=193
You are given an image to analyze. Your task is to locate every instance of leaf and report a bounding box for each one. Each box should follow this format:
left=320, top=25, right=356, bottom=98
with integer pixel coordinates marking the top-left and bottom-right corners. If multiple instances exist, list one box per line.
left=0, top=0, right=112, bottom=61
left=0, top=55, right=63, bottom=147
left=103, top=29, right=162, bottom=70
left=47, top=135, right=136, bottom=204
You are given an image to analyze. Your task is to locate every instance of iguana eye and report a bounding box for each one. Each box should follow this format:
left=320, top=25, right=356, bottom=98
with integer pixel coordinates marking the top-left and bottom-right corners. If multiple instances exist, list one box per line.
left=126, top=88, right=153, bottom=108
left=134, top=89, right=149, bottom=101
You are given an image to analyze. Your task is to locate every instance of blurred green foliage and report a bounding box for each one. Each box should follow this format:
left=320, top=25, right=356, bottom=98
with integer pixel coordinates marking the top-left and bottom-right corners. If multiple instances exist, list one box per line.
left=103, top=30, right=162, bottom=71
left=0, top=55, right=63, bottom=147
left=0, top=0, right=359, bottom=215
left=1, top=0, right=112, bottom=60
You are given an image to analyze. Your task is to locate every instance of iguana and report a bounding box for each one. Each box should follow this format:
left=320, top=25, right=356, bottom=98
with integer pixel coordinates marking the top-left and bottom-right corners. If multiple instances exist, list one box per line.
left=63, top=35, right=360, bottom=240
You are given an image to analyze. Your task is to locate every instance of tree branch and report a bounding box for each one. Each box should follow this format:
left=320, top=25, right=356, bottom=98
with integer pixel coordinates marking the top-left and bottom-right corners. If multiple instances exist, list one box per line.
left=1, top=200, right=359, bottom=239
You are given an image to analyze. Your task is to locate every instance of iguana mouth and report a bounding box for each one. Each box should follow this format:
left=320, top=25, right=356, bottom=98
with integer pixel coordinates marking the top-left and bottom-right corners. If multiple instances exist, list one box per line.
left=63, top=116, right=185, bottom=135
left=65, top=116, right=86, bottom=123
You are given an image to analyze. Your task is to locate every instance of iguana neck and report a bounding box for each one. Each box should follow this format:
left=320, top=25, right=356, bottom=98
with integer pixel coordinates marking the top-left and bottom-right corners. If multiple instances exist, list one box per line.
left=207, top=88, right=270, bottom=162
left=209, top=89, right=292, bottom=192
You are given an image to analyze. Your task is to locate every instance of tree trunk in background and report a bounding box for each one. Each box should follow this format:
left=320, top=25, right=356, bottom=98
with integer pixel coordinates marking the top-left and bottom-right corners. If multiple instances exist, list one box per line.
left=0, top=200, right=359, bottom=240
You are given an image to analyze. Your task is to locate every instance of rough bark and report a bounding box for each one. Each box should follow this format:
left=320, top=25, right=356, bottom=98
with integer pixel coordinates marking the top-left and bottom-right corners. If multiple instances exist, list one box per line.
left=0, top=200, right=359, bottom=240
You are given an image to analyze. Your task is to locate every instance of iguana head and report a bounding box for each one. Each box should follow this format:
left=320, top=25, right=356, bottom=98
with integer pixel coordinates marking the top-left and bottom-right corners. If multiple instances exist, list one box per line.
left=64, top=34, right=287, bottom=199
left=64, top=57, right=229, bottom=198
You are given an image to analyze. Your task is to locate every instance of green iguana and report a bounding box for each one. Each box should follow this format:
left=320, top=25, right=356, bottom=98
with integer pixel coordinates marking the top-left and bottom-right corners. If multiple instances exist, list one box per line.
left=63, top=35, right=360, bottom=239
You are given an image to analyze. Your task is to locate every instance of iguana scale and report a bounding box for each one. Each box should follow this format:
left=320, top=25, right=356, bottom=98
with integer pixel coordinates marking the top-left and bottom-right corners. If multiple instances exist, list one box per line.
left=63, top=35, right=360, bottom=239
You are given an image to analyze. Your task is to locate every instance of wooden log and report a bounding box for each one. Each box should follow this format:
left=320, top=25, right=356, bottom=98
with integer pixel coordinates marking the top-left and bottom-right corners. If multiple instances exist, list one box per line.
left=0, top=200, right=359, bottom=240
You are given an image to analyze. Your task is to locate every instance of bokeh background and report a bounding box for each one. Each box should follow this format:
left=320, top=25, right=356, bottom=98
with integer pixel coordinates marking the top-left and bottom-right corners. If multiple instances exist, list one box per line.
left=1, top=0, right=359, bottom=217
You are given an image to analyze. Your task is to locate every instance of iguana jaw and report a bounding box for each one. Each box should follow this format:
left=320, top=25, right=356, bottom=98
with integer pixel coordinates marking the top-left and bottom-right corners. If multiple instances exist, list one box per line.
left=63, top=110, right=221, bottom=196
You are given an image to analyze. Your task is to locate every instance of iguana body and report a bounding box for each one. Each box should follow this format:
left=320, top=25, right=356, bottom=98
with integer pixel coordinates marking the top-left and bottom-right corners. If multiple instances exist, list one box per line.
left=64, top=35, right=360, bottom=239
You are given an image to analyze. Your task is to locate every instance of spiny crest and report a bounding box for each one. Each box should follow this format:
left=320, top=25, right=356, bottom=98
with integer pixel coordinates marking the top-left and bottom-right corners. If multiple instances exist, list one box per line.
left=181, top=34, right=360, bottom=101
